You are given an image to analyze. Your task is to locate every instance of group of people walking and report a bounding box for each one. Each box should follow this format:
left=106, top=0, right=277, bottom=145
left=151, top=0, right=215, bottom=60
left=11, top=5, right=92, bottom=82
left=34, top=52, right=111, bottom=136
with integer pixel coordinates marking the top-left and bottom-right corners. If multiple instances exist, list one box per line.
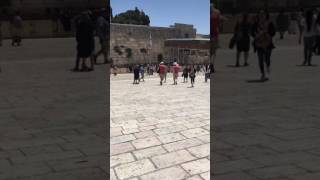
left=230, top=8, right=320, bottom=81
left=0, top=11, right=24, bottom=47
left=299, top=8, right=320, bottom=66
left=231, top=10, right=276, bottom=80
left=131, top=62, right=212, bottom=88
left=73, top=9, right=110, bottom=72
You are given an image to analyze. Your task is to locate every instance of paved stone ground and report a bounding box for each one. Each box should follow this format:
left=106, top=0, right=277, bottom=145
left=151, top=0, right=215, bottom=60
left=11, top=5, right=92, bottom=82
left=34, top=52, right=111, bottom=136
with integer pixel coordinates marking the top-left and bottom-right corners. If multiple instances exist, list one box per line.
left=212, top=36, right=320, bottom=180
left=110, top=73, right=210, bottom=180
left=0, top=38, right=108, bottom=179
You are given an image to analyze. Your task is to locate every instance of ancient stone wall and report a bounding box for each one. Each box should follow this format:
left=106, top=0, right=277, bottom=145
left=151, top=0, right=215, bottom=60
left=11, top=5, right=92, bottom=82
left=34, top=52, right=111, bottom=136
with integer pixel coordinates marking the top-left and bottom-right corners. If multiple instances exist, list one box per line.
left=110, top=23, right=197, bottom=65
left=0, top=20, right=200, bottom=65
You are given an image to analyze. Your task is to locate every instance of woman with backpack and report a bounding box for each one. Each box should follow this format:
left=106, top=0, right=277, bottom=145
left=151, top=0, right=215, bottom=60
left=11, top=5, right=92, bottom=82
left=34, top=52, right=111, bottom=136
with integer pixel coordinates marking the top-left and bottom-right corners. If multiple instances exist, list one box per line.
left=234, top=13, right=251, bottom=67
left=252, top=10, right=276, bottom=81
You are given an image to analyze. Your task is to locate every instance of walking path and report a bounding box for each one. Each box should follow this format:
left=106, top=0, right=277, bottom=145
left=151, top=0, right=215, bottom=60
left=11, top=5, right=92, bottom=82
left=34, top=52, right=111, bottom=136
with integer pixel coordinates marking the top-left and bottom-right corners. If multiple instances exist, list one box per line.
left=110, top=73, right=210, bottom=180
left=0, top=39, right=108, bottom=179
left=212, top=43, right=320, bottom=180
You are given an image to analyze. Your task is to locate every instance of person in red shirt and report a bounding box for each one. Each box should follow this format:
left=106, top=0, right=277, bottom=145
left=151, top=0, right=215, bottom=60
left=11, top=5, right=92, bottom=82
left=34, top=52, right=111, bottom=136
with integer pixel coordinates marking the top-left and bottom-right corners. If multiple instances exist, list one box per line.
left=172, top=62, right=180, bottom=85
left=158, top=62, right=167, bottom=85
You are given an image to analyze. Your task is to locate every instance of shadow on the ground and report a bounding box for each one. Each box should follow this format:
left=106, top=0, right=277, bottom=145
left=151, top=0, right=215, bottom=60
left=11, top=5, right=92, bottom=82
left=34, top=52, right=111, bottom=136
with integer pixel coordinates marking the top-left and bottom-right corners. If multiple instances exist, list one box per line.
left=296, top=64, right=318, bottom=67
left=226, top=65, right=250, bottom=68
left=246, top=78, right=269, bottom=83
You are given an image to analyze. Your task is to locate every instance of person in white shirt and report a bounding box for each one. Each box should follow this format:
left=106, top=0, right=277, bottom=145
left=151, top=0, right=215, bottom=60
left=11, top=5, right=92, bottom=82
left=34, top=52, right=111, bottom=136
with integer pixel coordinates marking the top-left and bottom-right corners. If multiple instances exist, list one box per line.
left=301, top=10, right=317, bottom=66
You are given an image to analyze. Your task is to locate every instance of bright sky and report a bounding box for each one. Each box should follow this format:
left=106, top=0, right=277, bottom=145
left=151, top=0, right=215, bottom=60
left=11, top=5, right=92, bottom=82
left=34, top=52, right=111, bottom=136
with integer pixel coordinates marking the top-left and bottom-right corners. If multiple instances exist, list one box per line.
left=110, top=0, right=209, bottom=35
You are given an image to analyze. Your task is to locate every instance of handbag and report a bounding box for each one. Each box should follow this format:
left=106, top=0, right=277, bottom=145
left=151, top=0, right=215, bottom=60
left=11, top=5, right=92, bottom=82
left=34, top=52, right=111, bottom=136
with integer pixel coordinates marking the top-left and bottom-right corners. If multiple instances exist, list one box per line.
left=255, top=32, right=271, bottom=49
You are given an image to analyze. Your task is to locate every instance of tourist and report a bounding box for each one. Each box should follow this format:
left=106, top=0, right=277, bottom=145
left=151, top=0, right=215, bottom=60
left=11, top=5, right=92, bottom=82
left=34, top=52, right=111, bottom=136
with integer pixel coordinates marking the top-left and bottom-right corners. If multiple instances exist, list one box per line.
left=11, top=11, right=23, bottom=47
left=276, top=8, right=289, bottom=40
left=140, top=64, right=145, bottom=82
left=298, top=8, right=305, bottom=44
left=172, top=62, right=180, bottom=85
left=113, top=65, right=118, bottom=76
left=314, top=11, right=320, bottom=55
left=158, top=62, right=167, bottom=85
left=252, top=10, right=276, bottom=80
left=210, top=2, right=221, bottom=73
left=128, top=65, right=133, bottom=73
left=133, top=65, right=140, bottom=84
left=74, top=11, right=95, bottom=72
left=0, top=21, right=2, bottom=47
left=164, top=63, right=169, bottom=83
left=189, top=65, right=196, bottom=88
left=205, top=65, right=210, bottom=83
left=301, top=10, right=316, bottom=66
left=93, top=9, right=109, bottom=64
left=182, top=65, right=189, bottom=83
left=147, top=64, right=150, bottom=75
left=234, top=13, right=251, bottom=67
left=196, top=65, right=201, bottom=75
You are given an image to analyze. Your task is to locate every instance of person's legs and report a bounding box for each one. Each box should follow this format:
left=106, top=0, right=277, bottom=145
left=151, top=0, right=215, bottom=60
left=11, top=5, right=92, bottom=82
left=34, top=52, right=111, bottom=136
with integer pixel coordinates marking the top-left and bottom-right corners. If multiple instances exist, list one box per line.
left=303, top=37, right=308, bottom=65
left=244, top=51, right=249, bottom=66
left=236, top=51, right=240, bottom=67
left=265, top=49, right=272, bottom=74
left=307, top=47, right=313, bottom=66
left=160, top=74, right=164, bottom=85
left=257, top=49, right=265, bottom=79
left=17, top=36, right=22, bottom=46
left=81, top=58, right=87, bottom=71
left=308, top=37, right=315, bottom=65
left=280, top=31, right=284, bottom=39
left=89, top=55, right=94, bottom=71
left=74, top=54, right=80, bottom=71
left=191, top=77, right=195, bottom=87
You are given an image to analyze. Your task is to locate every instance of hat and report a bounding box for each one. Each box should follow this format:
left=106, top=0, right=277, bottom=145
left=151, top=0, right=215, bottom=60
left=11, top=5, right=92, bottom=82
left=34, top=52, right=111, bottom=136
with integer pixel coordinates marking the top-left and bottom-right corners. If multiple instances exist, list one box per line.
left=160, top=62, right=164, bottom=64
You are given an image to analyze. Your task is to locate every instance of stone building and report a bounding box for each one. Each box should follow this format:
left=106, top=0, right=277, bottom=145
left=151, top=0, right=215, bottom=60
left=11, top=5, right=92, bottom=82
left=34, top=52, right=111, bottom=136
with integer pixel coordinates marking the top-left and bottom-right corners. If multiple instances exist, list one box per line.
left=110, top=23, right=205, bottom=66
left=164, top=39, right=210, bottom=65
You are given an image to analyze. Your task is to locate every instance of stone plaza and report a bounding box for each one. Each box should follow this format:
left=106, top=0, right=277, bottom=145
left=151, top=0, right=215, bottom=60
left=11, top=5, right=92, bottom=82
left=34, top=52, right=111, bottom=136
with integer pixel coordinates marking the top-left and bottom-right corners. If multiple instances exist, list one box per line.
left=110, top=73, right=210, bottom=180
left=0, top=38, right=108, bottom=179
left=212, top=34, right=320, bottom=180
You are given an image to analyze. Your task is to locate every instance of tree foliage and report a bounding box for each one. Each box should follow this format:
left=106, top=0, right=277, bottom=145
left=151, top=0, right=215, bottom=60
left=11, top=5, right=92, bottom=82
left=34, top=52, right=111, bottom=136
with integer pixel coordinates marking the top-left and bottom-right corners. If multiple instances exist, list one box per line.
left=112, top=7, right=150, bottom=26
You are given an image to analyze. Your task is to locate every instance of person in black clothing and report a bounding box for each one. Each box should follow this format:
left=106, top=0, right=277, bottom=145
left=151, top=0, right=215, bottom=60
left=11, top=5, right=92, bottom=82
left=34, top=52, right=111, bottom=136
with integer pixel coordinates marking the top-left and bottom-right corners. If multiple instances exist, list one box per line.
left=276, top=9, right=289, bottom=40
left=73, top=11, right=95, bottom=72
left=252, top=10, right=276, bottom=80
left=182, top=66, right=189, bottom=83
left=133, top=65, right=140, bottom=84
left=234, top=13, right=251, bottom=67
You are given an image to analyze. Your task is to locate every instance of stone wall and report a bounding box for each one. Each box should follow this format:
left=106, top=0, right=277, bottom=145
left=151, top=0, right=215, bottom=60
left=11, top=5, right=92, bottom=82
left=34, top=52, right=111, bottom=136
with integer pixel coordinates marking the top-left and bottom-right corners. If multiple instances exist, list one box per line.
left=110, top=23, right=197, bottom=65
left=0, top=20, right=202, bottom=65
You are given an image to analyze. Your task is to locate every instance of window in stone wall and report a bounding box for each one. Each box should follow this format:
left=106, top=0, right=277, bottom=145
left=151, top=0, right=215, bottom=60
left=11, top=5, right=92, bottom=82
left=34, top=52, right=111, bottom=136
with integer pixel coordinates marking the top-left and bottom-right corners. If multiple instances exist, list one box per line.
left=191, top=50, right=196, bottom=56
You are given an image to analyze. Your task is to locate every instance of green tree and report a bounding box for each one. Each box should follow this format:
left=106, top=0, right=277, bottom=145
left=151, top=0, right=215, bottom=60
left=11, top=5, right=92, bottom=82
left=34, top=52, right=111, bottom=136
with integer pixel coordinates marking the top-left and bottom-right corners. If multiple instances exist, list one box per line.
left=112, top=7, right=150, bottom=26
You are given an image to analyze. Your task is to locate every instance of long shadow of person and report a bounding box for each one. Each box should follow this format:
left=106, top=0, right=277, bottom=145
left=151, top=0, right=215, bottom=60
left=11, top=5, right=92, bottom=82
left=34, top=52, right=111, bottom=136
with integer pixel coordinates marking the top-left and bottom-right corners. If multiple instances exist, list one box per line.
left=246, top=78, right=269, bottom=83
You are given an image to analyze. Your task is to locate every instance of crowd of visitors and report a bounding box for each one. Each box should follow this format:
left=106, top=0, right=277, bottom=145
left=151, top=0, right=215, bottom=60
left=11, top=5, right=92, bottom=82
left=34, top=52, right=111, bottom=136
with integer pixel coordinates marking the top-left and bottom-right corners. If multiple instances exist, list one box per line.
left=227, top=7, right=320, bottom=81
left=128, top=62, right=213, bottom=88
